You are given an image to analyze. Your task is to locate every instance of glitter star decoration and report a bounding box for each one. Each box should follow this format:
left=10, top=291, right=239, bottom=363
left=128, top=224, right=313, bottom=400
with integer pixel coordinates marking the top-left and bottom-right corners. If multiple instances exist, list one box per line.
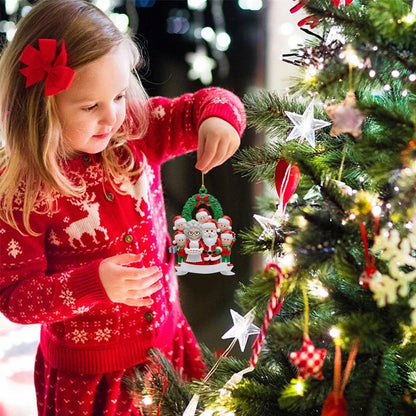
left=221, top=308, right=260, bottom=352
left=285, top=100, right=331, bottom=148
left=185, top=46, right=216, bottom=85
left=289, top=335, right=327, bottom=380
left=325, top=91, right=366, bottom=138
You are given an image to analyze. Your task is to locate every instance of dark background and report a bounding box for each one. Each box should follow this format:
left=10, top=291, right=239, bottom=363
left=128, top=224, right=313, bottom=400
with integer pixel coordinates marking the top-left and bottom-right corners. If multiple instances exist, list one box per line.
left=0, top=0, right=267, bottom=352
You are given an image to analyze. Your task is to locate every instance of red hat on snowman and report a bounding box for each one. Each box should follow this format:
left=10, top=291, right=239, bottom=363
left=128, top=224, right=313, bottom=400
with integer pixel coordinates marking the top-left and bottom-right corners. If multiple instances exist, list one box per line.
left=172, top=215, right=186, bottom=230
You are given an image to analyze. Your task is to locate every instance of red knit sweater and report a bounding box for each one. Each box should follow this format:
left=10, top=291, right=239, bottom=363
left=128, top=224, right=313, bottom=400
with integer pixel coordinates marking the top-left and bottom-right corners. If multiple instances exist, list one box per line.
left=0, top=87, right=246, bottom=374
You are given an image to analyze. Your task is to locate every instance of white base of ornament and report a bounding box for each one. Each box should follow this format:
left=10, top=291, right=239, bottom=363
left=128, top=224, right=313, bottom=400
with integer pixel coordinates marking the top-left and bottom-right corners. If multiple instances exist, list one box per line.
left=175, top=262, right=235, bottom=276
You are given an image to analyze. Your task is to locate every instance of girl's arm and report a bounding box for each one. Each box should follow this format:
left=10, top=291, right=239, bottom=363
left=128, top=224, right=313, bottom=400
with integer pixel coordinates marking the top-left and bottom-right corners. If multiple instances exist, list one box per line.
left=0, top=216, right=110, bottom=325
left=140, top=87, right=246, bottom=166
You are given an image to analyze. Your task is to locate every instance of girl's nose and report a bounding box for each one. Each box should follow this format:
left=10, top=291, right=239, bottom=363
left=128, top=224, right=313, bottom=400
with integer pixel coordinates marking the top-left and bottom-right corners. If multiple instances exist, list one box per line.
left=100, top=104, right=117, bottom=125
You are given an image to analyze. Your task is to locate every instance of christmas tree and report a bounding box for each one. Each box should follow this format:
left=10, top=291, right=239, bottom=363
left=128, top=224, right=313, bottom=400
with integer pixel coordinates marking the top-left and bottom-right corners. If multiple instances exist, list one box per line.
left=125, top=1, right=416, bottom=415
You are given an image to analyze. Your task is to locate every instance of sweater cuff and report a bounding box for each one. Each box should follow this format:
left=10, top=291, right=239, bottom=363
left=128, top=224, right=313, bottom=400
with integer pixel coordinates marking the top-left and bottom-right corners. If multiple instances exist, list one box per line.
left=69, top=259, right=111, bottom=306
left=195, top=88, right=246, bottom=137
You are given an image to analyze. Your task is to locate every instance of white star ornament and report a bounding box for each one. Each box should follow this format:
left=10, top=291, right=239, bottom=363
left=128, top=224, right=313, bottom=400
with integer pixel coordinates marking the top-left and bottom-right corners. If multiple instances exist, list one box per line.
left=221, top=308, right=260, bottom=352
left=285, top=100, right=331, bottom=148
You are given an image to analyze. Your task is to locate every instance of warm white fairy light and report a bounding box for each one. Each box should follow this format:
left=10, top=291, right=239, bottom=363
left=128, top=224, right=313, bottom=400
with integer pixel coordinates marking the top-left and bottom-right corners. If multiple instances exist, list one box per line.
left=110, top=13, right=129, bottom=33
left=238, top=0, right=263, bottom=10
left=201, top=26, right=216, bottom=42
left=279, top=252, right=295, bottom=273
left=340, top=45, right=362, bottom=68
left=402, top=90, right=409, bottom=97
left=21, top=5, right=32, bottom=16
left=329, top=327, right=341, bottom=339
left=188, top=0, right=207, bottom=10
left=369, top=69, right=376, bottom=78
left=5, top=0, right=19, bottom=15
left=409, top=74, right=416, bottom=82
left=185, top=46, right=216, bottom=85
left=405, top=221, right=414, bottom=229
left=308, top=279, right=329, bottom=298
left=216, top=31, right=231, bottom=51
left=142, top=395, right=153, bottom=406
left=93, top=0, right=111, bottom=12
left=372, top=205, right=381, bottom=217
left=391, top=69, right=400, bottom=78
left=383, top=84, right=391, bottom=91
left=294, top=380, right=305, bottom=395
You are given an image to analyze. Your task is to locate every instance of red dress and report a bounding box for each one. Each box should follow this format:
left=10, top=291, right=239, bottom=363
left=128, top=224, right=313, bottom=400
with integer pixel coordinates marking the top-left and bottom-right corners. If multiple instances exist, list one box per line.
left=0, top=88, right=246, bottom=415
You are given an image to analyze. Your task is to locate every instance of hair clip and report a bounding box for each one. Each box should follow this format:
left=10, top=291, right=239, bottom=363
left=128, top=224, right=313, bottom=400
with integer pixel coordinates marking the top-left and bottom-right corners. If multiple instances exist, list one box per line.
left=19, top=39, right=75, bottom=97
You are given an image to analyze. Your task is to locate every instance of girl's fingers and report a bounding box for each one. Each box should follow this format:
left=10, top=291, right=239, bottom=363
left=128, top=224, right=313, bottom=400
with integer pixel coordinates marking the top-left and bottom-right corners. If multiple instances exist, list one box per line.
left=127, top=281, right=163, bottom=299
left=196, top=138, right=220, bottom=173
left=110, top=253, right=143, bottom=266
left=125, top=270, right=162, bottom=289
left=124, top=297, right=154, bottom=307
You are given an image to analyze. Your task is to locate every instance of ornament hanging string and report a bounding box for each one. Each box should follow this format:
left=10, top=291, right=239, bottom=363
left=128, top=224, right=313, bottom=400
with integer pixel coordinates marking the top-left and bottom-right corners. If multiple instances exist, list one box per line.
left=321, top=338, right=360, bottom=415
left=359, top=208, right=380, bottom=270
left=302, top=285, right=309, bottom=338
left=201, top=172, right=206, bottom=192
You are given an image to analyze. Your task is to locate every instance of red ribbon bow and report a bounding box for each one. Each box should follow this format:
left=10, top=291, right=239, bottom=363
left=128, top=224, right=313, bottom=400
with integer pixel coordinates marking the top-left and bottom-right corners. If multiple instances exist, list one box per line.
left=195, top=194, right=210, bottom=207
left=19, top=39, right=75, bottom=97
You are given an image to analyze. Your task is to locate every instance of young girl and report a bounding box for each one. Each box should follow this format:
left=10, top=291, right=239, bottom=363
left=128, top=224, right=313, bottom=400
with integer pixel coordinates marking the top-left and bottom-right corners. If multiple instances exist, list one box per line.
left=0, top=1, right=246, bottom=415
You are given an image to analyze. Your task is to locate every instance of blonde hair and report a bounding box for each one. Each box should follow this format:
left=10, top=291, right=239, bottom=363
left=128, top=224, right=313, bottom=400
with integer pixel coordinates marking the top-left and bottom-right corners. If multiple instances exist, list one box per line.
left=0, top=0, right=149, bottom=235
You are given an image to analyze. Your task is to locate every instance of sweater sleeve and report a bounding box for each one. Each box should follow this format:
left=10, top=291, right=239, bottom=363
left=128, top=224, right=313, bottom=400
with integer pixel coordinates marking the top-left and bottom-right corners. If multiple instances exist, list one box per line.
left=139, top=87, right=246, bottom=164
left=0, top=212, right=111, bottom=325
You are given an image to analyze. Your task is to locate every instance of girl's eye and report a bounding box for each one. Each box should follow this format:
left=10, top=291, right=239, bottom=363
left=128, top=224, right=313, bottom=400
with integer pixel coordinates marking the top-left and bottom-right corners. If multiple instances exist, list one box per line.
left=83, top=104, right=97, bottom=112
left=115, top=93, right=126, bottom=101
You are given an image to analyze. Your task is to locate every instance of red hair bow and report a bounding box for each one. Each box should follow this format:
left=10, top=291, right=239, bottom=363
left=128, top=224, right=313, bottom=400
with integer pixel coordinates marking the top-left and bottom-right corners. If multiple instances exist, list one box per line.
left=19, top=39, right=75, bottom=97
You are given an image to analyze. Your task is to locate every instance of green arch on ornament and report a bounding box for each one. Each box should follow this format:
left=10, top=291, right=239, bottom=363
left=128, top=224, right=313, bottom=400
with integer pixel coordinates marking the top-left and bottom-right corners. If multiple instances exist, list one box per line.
left=181, top=187, right=223, bottom=221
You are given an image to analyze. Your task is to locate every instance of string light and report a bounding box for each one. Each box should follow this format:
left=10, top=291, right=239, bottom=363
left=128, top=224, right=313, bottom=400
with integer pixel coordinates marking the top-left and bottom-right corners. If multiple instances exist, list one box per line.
left=371, top=206, right=381, bottom=218
left=5, top=0, right=19, bottom=15
left=294, top=379, right=305, bottom=395
left=308, top=279, right=329, bottom=298
left=93, top=0, right=112, bottom=12
left=110, top=13, right=129, bottom=33
left=142, top=395, right=153, bottom=406
left=238, top=0, right=263, bottom=11
left=329, top=327, right=341, bottom=339
left=188, top=0, right=207, bottom=10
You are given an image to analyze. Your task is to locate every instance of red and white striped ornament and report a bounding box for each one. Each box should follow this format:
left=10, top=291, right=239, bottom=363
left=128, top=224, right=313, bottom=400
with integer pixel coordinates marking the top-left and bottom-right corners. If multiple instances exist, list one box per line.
left=249, top=263, right=285, bottom=368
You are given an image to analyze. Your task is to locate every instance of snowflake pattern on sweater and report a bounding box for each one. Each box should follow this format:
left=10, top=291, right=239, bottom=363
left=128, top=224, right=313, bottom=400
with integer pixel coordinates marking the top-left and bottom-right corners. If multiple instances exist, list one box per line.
left=0, top=87, right=246, bottom=377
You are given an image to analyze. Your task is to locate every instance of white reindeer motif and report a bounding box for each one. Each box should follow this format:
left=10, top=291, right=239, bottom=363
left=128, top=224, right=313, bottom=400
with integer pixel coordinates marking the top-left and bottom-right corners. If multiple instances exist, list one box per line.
left=119, top=159, right=151, bottom=217
left=64, top=192, right=109, bottom=248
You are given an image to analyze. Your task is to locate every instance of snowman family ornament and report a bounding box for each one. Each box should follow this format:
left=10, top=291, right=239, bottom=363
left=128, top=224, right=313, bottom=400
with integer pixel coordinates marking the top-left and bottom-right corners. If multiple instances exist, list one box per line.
left=171, top=184, right=235, bottom=276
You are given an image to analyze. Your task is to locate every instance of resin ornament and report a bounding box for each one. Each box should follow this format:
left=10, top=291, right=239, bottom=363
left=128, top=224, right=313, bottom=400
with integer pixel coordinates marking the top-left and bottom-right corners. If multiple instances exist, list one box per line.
left=172, top=183, right=235, bottom=276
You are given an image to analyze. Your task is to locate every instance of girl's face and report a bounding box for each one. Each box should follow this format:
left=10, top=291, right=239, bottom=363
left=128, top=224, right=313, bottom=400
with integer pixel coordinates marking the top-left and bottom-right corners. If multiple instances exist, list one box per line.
left=55, top=44, right=131, bottom=155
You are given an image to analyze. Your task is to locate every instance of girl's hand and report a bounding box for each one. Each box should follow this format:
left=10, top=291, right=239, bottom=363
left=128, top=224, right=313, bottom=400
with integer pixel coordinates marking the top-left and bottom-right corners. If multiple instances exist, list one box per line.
left=99, top=253, right=163, bottom=307
left=196, top=117, right=240, bottom=174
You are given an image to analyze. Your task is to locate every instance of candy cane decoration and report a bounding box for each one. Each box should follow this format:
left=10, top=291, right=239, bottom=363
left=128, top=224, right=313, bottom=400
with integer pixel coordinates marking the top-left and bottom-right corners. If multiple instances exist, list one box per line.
left=249, top=264, right=285, bottom=368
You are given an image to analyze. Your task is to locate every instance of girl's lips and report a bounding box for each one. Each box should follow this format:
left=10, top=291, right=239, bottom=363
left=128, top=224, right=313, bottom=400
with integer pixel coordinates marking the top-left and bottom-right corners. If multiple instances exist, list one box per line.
left=93, top=132, right=111, bottom=139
